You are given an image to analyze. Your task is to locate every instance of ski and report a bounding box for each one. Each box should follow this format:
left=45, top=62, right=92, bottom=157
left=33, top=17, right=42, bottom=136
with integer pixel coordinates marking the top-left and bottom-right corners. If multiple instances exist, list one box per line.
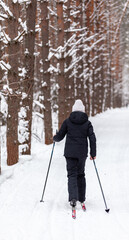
left=81, top=203, right=86, bottom=212
left=72, top=207, right=76, bottom=219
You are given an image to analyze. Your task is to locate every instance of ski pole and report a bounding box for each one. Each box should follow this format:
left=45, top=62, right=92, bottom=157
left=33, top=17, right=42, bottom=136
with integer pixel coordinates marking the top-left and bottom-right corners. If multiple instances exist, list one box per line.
left=40, top=141, right=55, bottom=202
left=93, top=159, right=110, bottom=213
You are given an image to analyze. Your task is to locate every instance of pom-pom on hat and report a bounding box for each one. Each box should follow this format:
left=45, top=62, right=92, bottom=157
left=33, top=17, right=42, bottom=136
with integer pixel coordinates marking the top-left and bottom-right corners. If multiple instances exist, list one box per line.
left=72, top=99, right=85, bottom=113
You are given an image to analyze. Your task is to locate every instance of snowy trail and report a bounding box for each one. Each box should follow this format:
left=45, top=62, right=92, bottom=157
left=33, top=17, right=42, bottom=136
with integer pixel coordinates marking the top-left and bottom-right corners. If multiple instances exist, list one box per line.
left=0, top=108, right=129, bottom=240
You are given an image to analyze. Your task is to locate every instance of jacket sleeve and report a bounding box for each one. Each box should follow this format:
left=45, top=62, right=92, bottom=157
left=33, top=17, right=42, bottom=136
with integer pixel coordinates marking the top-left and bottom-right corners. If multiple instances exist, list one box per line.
left=53, top=119, right=67, bottom=142
left=87, top=121, right=96, bottom=158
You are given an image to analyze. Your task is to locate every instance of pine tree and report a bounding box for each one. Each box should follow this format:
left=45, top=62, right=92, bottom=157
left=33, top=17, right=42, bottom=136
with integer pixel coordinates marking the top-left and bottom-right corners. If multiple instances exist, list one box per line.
left=56, top=0, right=65, bottom=128
left=75, top=0, right=85, bottom=103
left=64, top=0, right=75, bottom=117
left=21, top=0, right=37, bottom=154
left=41, top=0, right=53, bottom=144
left=5, top=1, right=20, bottom=165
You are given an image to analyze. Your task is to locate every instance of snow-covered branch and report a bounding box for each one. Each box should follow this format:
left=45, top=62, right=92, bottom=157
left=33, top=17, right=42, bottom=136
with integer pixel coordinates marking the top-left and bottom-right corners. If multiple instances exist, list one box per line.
left=0, top=61, right=11, bottom=71
left=49, top=24, right=58, bottom=32
left=18, top=19, right=27, bottom=32
left=14, top=0, right=31, bottom=3
left=65, top=27, right=87, bottom=33
left=48, top=31, right=102, bottom=61
left=48, top=6, right=57, bottom=17
left=34, top=100, right=45, bottom=110
left=90, top=0, right=105, bottom=22
left=1, top=0, right=13, bottom=18
left=2, top=30, right=11, bottom=43
left=84, top=36, right=105, bottom=52
left=0, top=14, right=8, bottom=20
left=113, top=0, right=129, bottom=42
left=70, top=10, right=80, bottom=16
left=14, top=30, right=26, bottom=42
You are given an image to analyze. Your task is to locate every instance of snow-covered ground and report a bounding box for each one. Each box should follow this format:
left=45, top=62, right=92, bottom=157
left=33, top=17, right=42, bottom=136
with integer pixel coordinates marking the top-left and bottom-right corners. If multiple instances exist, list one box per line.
left=0, top=107, right=129, bottom=240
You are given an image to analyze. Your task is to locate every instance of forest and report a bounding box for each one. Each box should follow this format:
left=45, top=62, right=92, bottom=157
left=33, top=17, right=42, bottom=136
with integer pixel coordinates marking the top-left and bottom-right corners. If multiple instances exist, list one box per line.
left=0, top=0, right=129, bottom=170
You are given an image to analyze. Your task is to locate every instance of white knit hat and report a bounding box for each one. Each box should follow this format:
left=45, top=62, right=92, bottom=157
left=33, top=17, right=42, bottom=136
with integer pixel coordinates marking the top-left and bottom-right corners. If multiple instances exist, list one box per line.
left=72, top=99, right=85, bottom=113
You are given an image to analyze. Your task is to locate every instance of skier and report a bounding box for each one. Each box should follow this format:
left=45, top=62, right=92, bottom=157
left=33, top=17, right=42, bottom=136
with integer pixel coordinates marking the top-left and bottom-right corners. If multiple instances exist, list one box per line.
left=53, top=99, right=96, bottom=214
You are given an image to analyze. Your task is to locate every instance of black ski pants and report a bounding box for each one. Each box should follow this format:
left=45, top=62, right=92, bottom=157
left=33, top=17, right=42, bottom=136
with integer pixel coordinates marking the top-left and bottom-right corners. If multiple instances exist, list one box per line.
left=66, top=157, right=86, bottom=203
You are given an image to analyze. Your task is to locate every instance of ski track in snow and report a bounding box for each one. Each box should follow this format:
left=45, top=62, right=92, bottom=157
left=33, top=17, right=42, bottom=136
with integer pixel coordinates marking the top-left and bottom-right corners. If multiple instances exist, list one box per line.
left=0, top=107, right=129, bottom=240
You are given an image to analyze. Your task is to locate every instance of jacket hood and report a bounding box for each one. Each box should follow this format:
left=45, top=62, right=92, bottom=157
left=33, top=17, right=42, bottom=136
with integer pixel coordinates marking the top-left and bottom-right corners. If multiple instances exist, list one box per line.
left=72, top=99, right=85, bottom=113
left=69, top=111, right=88, bottom=125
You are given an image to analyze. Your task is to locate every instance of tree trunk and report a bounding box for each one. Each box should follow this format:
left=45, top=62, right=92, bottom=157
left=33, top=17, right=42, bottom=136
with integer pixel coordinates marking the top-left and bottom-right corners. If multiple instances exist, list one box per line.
left=22, top=0, right=37, bottom=154
left=113, top=36, right=122, bottom=108
left=7, top=1, right=20, bottom=165
left=0, top=24, right=4, bottom=171
left=93, top=0, right=104, bottom=114
left=41, top=0, right=53, bottom=144
left=49, top=0, right=58, bottom=115
left=0, top=96, right=1, bottom=174
left=105, top=0, right=112, bottom=110
left=56, top=0, right=65, bottom=128
left=85, top=0, right=93, bottom=115
left=64, top=0, right=75, bottom=118
left=75, top=0, right=85, bottom=103
left=88, top=0, right=95, bottom=116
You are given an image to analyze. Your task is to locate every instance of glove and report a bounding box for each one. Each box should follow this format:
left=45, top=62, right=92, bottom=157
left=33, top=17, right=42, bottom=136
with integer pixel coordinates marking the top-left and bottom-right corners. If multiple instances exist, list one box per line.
left=90, top=156, right=96, bottom=160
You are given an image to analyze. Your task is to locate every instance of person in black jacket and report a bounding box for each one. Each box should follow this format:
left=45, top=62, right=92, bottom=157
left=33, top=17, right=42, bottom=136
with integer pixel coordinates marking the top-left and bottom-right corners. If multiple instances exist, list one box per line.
left=53, top=99, right=96, bottom=208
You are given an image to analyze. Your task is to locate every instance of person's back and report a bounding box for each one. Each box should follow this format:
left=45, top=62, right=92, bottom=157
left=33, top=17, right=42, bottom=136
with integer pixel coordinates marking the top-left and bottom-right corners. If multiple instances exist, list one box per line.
left=64, top=111, right=93, bottom=159
left=53, top=99, right=96, bottom=213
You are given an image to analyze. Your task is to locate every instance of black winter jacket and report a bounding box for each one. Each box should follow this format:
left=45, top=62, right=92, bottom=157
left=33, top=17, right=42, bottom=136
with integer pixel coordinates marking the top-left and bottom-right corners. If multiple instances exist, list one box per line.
left=53, top=111, right=96, bottom=159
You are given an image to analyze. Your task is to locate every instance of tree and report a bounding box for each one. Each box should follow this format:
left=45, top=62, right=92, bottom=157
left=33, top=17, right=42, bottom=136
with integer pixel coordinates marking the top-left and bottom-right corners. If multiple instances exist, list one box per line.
left=22, top=0, right=37, bottom=154
left=0, top=94, right=1, bottom=174
left=0, top=0, right=128, bottom=167
left=49, top=0, right=58, bottom=116
left=75, top=0, right=85, bottom=103
left=6, top=1, right=20, bottom=165
left=84, top=0, right=94, bottom=115
left=56, top=0, right=65, bottom=128
left=93, top=0, right=105, bottom=114
left=41, top=0, right=53, bottom=144
left=87, top=0, right=95, bottom=116
left=64, top=0, right=75, bottom=117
